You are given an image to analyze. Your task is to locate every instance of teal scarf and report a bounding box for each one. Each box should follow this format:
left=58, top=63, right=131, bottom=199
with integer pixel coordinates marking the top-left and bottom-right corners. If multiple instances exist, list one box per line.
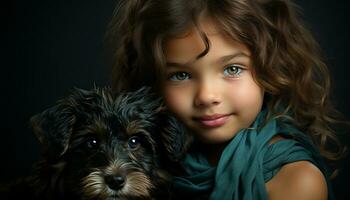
left=173, top=110, right=334, bottom=200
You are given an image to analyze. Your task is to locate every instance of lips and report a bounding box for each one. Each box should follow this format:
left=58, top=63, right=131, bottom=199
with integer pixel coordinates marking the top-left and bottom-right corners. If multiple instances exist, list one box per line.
left=194, top=114, right=231, bottom=127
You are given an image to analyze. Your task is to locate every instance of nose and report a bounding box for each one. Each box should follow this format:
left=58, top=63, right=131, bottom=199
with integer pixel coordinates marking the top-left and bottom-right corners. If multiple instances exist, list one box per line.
left=194, top=80, right=221, bottom=107
left=105, top=174, right=126, bottom=190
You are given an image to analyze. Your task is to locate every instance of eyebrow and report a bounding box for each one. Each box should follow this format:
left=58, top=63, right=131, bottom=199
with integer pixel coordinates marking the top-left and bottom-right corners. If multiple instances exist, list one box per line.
left=166, top=51, right=249, bottom=68
left=219, top=52, right=249, bottom=64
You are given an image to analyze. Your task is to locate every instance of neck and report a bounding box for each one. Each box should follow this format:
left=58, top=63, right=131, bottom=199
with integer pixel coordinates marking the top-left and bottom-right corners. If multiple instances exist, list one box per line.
left=199, top=142, right=229, bottom=166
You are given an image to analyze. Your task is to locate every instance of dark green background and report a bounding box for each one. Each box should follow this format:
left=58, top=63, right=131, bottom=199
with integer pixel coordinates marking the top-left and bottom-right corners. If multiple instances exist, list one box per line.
left=3, top=1, right=349, bottom=199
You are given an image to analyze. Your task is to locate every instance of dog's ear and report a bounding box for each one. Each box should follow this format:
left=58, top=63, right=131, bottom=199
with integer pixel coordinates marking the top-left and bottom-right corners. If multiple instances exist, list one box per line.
left=29, top=88, right=94, bottom=162
left=160, top=113, right=192, bottom=162
left=30, top=103, right=76, bottom=161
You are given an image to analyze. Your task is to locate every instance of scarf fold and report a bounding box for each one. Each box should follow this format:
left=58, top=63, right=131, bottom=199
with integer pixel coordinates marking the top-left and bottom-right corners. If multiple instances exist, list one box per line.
left=173, top=110, right=334, bottom=200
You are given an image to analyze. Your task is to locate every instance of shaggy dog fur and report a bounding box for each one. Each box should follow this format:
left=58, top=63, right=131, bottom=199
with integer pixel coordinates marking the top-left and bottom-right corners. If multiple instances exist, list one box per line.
left=1, top=87, right=190, bottom=200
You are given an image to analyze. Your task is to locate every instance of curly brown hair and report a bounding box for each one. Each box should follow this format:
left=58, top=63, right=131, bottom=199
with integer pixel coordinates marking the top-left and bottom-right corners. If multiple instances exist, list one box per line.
left=105, top=0, right=348, bottom=172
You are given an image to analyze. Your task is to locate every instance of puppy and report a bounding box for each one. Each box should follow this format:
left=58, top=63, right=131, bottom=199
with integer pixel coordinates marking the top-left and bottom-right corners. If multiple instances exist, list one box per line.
left=1, top=87, right=190, bottom=200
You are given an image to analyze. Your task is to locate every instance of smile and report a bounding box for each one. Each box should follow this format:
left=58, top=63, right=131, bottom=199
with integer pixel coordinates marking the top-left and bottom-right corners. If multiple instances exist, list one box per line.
left=194, top=114, right=231, bottom=127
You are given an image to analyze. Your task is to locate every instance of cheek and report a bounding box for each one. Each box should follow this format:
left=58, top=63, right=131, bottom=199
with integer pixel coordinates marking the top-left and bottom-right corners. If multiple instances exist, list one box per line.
left=162, top=86, right=190, bottom=115
left=228, top=81, right=264, bottom=114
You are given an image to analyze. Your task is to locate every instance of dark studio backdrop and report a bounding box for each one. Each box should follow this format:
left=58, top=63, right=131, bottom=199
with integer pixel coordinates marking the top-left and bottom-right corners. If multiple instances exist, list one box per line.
left=3, top=0, right=350, bottom=199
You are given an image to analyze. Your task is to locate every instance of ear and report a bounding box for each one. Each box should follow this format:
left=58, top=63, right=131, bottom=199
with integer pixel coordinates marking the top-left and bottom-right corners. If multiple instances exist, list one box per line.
left=30, top=101, right=76, bottom=162
left=160, top=113, right=192, bottom=162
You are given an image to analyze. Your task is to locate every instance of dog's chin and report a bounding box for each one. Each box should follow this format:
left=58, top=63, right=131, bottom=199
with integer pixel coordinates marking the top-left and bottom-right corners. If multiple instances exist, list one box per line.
left=81, top=185, right=143, bottom=200
left=106, top=194, right=141, bottom=200
left=105, top=195, right=146, bottom=200
left=97, top=189, right=151, bottom=200
left=81, top=170, right=153, bottom=200
left=105, top=194, right=123, bottom=200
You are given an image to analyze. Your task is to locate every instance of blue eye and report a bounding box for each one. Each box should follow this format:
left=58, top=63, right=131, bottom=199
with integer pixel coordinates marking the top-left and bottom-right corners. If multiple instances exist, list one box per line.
left=169, top=72, right=190, bottom=81
left=224, top=65, right=243, bottom=77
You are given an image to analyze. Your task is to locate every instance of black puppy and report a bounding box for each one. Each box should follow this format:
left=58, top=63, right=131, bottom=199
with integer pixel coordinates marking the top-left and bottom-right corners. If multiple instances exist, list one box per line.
left=2, top=87, right=190, bottom=200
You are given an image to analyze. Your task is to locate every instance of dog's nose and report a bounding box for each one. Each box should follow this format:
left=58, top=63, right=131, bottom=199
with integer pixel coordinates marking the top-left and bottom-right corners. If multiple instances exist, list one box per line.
left=105, top=175, right=126, bottom=190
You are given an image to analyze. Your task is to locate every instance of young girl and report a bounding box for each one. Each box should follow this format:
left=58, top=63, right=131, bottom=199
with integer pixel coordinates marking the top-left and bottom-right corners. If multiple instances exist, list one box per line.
left=106, top=0, right=347, bottom=199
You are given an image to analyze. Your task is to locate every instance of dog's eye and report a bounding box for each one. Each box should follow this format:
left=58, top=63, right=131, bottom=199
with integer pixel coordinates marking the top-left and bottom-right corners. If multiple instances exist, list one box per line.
left=86, top=137, right=99, bottom=149
left=128, top=136, right=141, bottom=149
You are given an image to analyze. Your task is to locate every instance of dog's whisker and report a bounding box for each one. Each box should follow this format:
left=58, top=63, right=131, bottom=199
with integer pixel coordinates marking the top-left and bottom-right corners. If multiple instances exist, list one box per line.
left=121, top=171, right=153, bottom=198
left=81, top=171, right=109, bottom=199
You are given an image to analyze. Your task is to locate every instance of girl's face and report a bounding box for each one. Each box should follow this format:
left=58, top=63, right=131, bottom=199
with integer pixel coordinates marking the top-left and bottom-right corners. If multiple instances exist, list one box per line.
left=161, top=18, right=264, bottom=144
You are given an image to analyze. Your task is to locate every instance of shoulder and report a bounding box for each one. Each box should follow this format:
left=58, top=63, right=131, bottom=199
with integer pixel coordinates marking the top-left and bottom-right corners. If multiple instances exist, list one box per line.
left=266, top=161, right=328, bottom=200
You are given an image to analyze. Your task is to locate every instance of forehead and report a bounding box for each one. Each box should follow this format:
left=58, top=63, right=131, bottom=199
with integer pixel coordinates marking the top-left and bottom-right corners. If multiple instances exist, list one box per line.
left=163, top=18, right=250, bottom=64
